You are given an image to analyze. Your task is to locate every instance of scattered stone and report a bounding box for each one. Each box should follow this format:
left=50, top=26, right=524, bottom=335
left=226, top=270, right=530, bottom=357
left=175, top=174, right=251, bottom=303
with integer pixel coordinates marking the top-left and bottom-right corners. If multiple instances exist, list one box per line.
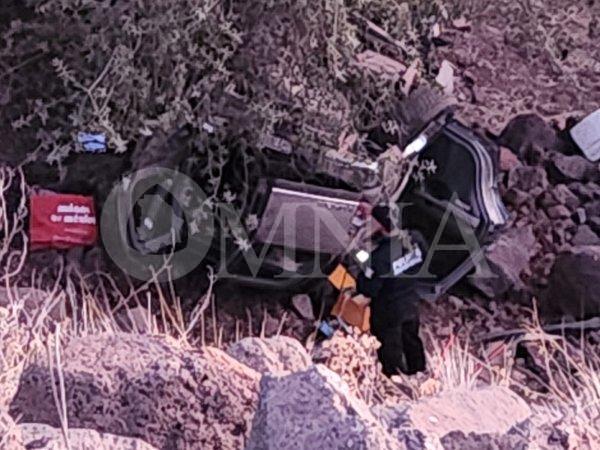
left=568, top=182, right=596, bottom=202
left=508, top=166, right=549, bottom=191
left=291, top=294, right=315, bottom=321
left=246, top=365, right=401, bottom=450
left=546, top=205, right=571, bottom=220
left=499, top=146, right=521, bottom=172
left=470, top=226, right=536, bottom=298
left=19, top=423, right=157, bottom=450
left=436, top=60, right=455, bottom=94
left=549, top=153, right=597, bottom=182
left=574, top=207, right=587, bottom=225
left=381, top=387, right=531, bottom=450
left=10, top=333, right=261, bottom=450
left=226, top=336, right=312, bottom=375
left=571, top=225, right=600, bottom=246
left=585, top=200, right=600, bottom=219
left=503, top=188, right=529, bottom=208
left=538, top=191, right=557, bottom=209
left=542, top=246, right=600, bottom=319
left=552, top=184, right=580, bottom=210
left=451, top=17, right=472, bottom=31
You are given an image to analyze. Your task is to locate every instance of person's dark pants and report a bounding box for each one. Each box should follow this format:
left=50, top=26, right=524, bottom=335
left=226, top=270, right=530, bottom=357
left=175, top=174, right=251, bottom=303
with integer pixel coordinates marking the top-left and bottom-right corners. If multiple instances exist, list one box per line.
left=374, top=320, right=426, bottom=376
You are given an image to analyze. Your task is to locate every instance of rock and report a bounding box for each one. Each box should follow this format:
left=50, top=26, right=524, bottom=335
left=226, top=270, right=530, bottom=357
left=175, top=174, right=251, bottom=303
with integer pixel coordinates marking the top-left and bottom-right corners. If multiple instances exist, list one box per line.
left=542, top=246, right=600, bottom=319
left=312, top=331, right=385, bottom=401
left=405, top=386, right=531, bottom=449
left=452, top=17, right=472, bottom=31
left=0, top=410, right=24, bottom=450
left=499, top=146, right=521, bottom=172
left=19, top=423, right=157, bottom=449
left=0, top=307, right=29, bottom=409
left=549, top=153, right=597, bottom=182
left=568, top=182, right=597, bottom=202
left=503, top=188, right=529, bottom=208
left=552, top=184, right=580, bottom=210
left=246, top=365, right=401, bottom=450
left=0, top=287, right=66, bottom=323
left=470, top=226, right=536, bottom=298
left=498, top=114, right=564, bottom=160
left=573, top=207, right=587, bottom=224
left=508, top=166, right=548, bottom=192
left=435, top=60, right=455, bottom=94
left=546, top=205, right=571, bottom=219
left=589, top=217, right=600, bottom=235
left=537, top=191, right=557, bottom=209
left=10, top=333, right=261, bottom=450
left=291, top=294, right=315, bottom=321
left=584, top=200, right=600, bottom=219
left=571, top=225, right=600, bottom=246
left=226, top=336, right=312, bottom=375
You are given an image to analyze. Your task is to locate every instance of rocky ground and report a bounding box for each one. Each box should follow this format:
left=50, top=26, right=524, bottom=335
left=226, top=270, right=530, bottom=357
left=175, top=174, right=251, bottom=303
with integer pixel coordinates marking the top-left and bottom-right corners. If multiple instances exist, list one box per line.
left=0, top=313, right=543, bottom=450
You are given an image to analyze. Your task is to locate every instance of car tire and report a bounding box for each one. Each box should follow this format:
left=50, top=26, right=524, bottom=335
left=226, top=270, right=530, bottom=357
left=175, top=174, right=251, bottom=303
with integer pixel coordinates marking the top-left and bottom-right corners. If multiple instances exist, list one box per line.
left=394, top=85, right=457, bottom=143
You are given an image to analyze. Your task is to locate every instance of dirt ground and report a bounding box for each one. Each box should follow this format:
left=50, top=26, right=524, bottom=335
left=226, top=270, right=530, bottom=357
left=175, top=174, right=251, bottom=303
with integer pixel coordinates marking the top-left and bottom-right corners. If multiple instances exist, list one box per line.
left=435, top=0, right=600, bottom=133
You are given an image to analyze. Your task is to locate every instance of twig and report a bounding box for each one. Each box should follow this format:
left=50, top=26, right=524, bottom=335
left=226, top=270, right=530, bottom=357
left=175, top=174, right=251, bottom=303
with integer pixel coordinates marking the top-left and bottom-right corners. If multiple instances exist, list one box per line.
left=475, top=317, right=600, bottom=343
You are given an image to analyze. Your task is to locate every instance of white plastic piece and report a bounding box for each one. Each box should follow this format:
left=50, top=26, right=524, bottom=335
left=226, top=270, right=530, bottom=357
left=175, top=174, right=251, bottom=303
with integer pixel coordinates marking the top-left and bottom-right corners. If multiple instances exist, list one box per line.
left=571, top=108, right=600, bottom=162
left=403, top=134, right=428, bottom=157
left=355, top=249, right=370, bottom=263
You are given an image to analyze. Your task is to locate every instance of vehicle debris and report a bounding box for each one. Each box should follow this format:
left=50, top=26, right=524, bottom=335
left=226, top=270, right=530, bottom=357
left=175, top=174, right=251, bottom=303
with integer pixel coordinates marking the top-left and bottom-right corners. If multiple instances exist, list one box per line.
left=77, top=132, right=107, bottom=153
left=331, top=293, right=371, bottom=332
left=355, top=51, right=406, bottom=78
left=570, top=108, right=600, bottom=161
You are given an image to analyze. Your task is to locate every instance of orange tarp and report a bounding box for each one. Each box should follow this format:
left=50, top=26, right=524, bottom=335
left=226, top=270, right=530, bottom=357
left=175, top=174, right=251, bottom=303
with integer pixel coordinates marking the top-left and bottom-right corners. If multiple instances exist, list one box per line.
left=331, top=294, right=371, bottom=332
left=328, top=264, right=356, bottom=290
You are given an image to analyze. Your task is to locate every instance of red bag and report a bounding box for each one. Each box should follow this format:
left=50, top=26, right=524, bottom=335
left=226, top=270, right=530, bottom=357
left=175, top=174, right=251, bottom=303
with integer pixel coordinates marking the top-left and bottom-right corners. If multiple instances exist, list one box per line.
left=30, top=194, right=98, bottom=250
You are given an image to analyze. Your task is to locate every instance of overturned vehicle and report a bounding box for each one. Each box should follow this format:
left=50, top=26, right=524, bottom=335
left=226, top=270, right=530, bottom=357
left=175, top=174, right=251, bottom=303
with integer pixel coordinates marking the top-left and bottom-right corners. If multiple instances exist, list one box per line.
left=27, top=87, right=508, bottom=299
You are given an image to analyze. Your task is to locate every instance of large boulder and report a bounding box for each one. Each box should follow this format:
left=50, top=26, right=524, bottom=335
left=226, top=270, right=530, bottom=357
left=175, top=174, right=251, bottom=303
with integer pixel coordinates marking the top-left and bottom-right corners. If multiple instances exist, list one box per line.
left=498, top=114, right=565, bottom=162
left=379, top=386, right=531, bottom=450
left=470, top=226, right=537, bottom=298
left=10, top=333, right=261, bottom=450
left=226, top=336, right=312, bottom=375
left=246, top=365, right=402, bottom=450
left=542, top=246, right=600, bottom=319
left=19, top=423, right=157, bottom=450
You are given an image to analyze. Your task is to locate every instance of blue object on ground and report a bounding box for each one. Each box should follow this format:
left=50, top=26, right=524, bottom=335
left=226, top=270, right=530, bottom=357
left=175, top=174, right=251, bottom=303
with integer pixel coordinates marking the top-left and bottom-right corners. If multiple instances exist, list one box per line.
left=77, top=132, right=107, bottom=153
left=318, top=320, right=335, bottom=338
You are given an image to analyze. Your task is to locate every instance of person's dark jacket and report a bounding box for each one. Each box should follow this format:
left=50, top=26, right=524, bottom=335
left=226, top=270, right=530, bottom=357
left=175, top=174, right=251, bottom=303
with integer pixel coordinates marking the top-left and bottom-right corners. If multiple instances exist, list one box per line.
left=356, top=235, right=423, bottom=330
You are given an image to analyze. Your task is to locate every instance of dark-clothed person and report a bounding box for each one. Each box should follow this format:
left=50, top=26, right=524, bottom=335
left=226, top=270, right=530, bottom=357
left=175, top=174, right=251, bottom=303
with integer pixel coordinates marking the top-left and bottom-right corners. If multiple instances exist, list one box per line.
left=356, top=207, right=426, bottom=376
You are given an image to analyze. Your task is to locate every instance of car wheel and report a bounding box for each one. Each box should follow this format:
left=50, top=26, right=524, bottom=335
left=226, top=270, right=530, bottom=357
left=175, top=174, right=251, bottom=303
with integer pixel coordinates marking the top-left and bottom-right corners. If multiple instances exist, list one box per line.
left=394, top=86, right=457, bottom=144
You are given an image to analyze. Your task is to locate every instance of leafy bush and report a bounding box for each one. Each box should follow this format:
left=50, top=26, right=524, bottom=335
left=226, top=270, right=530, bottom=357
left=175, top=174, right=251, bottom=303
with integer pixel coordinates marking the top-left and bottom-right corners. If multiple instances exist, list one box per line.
left=0, top=0, right=448, bottom=167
